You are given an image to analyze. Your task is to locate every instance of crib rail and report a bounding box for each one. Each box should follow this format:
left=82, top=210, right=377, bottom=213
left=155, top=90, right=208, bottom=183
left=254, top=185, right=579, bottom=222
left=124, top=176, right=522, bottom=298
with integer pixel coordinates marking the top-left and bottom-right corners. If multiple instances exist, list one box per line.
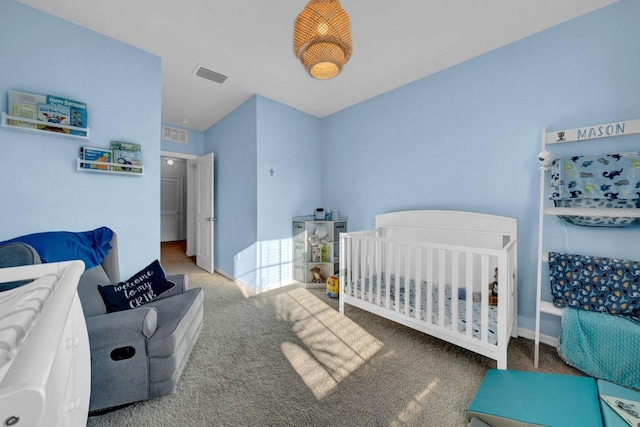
left=339, top=229, right=517, bottom=368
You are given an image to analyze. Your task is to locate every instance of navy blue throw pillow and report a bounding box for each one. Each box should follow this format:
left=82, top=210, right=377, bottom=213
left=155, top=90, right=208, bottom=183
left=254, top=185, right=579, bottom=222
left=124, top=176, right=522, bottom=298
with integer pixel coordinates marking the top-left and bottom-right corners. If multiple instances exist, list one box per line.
left=98, top=259, right=175, bottom=313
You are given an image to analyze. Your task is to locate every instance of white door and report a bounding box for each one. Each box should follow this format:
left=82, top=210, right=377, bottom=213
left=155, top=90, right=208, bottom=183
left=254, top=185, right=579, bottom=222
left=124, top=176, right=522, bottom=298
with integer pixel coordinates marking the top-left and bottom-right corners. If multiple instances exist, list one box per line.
left=160, top=177, right=183, bottom=241
left=196, top=153, right=214, bottom=273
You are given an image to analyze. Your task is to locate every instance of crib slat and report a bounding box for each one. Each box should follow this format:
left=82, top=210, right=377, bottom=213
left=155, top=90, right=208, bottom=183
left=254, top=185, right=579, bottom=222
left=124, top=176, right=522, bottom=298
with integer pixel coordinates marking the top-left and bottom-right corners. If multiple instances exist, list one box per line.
left=465, top=253, right=474, bottom=339
left=481, top=254, right=489, bottom=343
left=394, top=244, right=401, bottom=312
left=357, top=238, right=363, bottom=299
left=426, top=248, right=433, bottom=325
left=415, top=248, right=422, bottom=321
left=364, top=239, right=371, bottom=303
left=375, top=239, right=381, bottom=306
left=404, top=246, right=411, bottom=317
left=343, top=236, right=349, bottom=296
left=451, top=251, right=459, bottom=333
left=385, top=242, right=391, bottom=310
left=438, top=249, right=446, bottom=328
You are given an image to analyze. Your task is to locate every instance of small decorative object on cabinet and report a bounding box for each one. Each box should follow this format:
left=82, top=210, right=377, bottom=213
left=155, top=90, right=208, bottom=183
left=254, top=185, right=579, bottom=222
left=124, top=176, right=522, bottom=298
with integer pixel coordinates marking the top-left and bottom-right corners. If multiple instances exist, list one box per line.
left=293, top=215, right=347, bottom=287
left=534, top=117, right=640, bottom=368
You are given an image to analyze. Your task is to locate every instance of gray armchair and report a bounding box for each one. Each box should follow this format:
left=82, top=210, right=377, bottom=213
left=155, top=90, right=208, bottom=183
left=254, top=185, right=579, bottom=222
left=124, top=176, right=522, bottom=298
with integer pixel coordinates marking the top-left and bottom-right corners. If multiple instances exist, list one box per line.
left=76, top=233, right=204, bottom=412
left=0, top=242, right=41, bottom=291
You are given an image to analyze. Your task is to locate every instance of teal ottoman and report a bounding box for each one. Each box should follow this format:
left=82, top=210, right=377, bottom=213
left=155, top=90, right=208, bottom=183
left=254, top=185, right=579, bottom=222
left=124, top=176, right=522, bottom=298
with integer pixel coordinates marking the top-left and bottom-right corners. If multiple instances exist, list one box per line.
left=467, top=370, right=602, bottom=427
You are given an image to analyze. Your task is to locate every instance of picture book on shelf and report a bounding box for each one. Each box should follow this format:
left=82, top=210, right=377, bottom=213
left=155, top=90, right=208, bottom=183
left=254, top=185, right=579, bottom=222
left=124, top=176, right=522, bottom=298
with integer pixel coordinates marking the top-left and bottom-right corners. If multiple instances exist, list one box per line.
left=47, top=95, right=87, bottom=136
left=7, top=90, right=46, bottom=129
left=80, top=146, right=112, bottom=170
left=37, top=102, right=70, bottom=133
left=111, top=140, right=142, bottom=173
left=6, top=90, right=88, bottom=136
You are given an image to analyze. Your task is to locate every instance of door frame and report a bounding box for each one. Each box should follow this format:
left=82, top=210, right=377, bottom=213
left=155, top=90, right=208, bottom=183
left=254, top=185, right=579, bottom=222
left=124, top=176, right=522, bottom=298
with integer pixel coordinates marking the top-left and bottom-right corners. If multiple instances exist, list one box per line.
left=161, top=151, right=198, bottom=256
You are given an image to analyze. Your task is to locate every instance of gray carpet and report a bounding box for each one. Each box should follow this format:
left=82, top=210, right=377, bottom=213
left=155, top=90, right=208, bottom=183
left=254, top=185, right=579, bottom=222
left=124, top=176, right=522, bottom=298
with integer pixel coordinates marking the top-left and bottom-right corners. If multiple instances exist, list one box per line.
left=87, top=259, right=580, bottom=426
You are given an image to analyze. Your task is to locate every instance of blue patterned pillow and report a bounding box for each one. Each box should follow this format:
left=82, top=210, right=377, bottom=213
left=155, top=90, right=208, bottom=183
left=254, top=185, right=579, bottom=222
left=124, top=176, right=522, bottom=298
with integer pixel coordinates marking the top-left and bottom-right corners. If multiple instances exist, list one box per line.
left=549, top=252, right=640, bottom=324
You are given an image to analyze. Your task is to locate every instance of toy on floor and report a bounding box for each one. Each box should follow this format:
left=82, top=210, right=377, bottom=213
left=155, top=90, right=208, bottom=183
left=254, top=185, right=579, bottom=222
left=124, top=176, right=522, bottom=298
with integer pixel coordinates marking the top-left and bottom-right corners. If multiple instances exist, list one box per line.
left=326, top=275, right=339, bottom=298
left=310, top=267, right=325, bottom=283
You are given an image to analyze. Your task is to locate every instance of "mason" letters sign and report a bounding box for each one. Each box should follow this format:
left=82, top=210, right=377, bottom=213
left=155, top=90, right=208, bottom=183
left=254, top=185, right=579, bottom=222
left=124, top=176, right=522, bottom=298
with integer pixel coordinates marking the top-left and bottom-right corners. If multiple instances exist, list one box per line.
left=546, top=118, right=640, bottom=144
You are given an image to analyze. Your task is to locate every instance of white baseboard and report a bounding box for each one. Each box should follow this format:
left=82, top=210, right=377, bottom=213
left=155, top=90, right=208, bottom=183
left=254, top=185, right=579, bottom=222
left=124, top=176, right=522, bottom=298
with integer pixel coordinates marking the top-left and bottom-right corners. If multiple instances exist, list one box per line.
left=213, top=267, right=233, bottom=281
left=517, top=327, right=559, bottom=348
left=214, top=267, right=256, bottom=297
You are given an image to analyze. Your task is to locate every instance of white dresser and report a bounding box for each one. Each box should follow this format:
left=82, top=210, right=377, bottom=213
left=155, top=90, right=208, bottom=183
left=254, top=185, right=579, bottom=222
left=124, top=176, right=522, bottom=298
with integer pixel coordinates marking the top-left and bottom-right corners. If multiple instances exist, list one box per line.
left=0, top=261, right=89, bottom=427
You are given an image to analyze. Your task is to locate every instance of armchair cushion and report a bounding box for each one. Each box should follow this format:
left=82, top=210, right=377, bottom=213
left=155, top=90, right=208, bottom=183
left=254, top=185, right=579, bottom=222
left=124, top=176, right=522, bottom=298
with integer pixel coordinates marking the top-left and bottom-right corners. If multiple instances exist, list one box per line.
left=98, top=259, right=175, bottom=313
left=85, top=307, right=158, bottom=347
left=0, top=242, right=41, bottom=291
left=78, top=264, right=111, bottom=317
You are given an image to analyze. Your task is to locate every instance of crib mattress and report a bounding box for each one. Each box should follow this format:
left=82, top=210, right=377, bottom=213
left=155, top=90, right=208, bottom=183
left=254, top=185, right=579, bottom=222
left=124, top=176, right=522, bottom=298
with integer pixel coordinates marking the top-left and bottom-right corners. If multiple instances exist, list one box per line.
left=345, top=275, right=498, bottom=344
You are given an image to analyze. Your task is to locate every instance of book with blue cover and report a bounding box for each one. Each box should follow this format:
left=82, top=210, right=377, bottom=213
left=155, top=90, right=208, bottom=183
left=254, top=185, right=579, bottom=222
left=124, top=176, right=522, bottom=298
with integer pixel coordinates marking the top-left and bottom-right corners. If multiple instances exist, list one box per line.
left=46, top=95, right=87, bottom=136
left=80, top=146, right=112, bottom=170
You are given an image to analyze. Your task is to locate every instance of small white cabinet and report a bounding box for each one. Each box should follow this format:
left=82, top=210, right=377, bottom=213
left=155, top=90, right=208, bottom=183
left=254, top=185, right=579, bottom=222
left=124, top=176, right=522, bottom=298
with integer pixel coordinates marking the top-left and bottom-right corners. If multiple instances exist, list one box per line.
left=293, top=216, right=347, bottom=286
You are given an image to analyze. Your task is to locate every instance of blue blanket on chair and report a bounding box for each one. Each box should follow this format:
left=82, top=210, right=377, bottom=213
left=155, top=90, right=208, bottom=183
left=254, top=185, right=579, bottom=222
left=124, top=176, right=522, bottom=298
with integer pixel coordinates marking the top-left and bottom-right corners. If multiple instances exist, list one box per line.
left=0, top=226, right=113, bottom=269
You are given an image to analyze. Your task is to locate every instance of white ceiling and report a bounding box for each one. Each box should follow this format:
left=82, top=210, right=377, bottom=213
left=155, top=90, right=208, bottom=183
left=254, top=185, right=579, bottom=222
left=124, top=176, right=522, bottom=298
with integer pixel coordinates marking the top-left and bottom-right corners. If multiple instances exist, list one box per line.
left=19, top=0, right=617, bottom=131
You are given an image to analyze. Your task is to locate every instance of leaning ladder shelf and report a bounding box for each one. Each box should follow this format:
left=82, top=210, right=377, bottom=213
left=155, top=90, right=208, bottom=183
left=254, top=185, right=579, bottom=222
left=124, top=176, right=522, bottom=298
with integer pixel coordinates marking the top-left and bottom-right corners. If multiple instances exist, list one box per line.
left=534, top=118, right=640, bottom=368
left=1, top=112, right=90, bottom=140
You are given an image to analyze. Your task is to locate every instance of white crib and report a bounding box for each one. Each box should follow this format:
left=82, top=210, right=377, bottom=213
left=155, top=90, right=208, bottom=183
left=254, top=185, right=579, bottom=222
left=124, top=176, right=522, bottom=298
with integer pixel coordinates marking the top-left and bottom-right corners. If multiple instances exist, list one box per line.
left=339, top=210, right=518, bottom=369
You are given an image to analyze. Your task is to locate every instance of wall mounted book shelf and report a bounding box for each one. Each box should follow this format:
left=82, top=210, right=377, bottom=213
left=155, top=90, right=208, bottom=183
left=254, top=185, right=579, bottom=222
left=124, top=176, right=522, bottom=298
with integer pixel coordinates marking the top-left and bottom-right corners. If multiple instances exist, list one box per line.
left=1, top=112, right=90, bottom=140
left=76, top=158, right=144, bottom=176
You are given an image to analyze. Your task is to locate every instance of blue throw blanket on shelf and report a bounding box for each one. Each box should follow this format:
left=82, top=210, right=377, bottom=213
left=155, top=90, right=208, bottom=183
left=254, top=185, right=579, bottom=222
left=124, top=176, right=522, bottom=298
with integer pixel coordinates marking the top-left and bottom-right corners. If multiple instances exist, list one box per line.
left=549, top=151, right=640, bottom=226
left=0, top=226, right=113, bottom=269
left=549, top=252, right=640, bottom=325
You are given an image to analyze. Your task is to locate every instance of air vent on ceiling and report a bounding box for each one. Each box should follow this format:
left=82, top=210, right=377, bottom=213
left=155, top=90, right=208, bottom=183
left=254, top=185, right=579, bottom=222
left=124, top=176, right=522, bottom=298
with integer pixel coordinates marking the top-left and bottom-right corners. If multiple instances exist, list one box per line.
left=162, top=125, right=188, bottom=144
left=193, top=64, right=228, bottom=84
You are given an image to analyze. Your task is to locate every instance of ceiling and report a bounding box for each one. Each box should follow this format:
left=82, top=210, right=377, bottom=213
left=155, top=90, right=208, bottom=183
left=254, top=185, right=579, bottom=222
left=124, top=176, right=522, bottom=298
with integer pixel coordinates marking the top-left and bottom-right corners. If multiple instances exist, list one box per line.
left=19, top=0, right=617, bottom=131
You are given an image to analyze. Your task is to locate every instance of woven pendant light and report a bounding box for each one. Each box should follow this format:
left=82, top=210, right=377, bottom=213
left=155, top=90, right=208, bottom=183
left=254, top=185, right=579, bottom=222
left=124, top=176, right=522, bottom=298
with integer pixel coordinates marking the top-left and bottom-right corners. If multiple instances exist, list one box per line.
left=293, top=0, right=352, bottom=80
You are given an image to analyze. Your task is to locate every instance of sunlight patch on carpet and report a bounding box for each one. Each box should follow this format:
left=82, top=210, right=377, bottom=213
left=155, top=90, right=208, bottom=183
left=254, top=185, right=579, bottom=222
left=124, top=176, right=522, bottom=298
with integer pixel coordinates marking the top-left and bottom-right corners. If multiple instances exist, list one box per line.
left=390, top=378, right=439, bottom=426
left=275, top=287, right=383, bottom=399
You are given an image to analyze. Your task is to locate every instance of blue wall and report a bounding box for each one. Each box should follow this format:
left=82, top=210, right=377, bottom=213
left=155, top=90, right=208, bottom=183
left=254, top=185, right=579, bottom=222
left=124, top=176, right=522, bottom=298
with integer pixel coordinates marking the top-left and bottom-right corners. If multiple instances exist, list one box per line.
left=321, top=0, right=640, bottom=335
left=255, top=96, right=321, bottom=291
left=256, top=95, right=321, bottom=241
left=206, top=95, right=321, bottom=292
left=205, top=0, right=640, bottom=336
left=4, top=0, right=638, bottom=338
left=206, top=97, right=259, bottom=280
left=0, top=1, right=162, bottom=277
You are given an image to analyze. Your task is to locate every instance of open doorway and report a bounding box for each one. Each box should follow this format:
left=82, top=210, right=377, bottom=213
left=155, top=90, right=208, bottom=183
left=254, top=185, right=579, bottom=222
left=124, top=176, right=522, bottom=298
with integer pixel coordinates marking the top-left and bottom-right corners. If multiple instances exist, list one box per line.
left=161, top=151, right=197, bottom=266
left=160, top=151, right=215, bottom=274
left=161, top=156, right=186, bottom=242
